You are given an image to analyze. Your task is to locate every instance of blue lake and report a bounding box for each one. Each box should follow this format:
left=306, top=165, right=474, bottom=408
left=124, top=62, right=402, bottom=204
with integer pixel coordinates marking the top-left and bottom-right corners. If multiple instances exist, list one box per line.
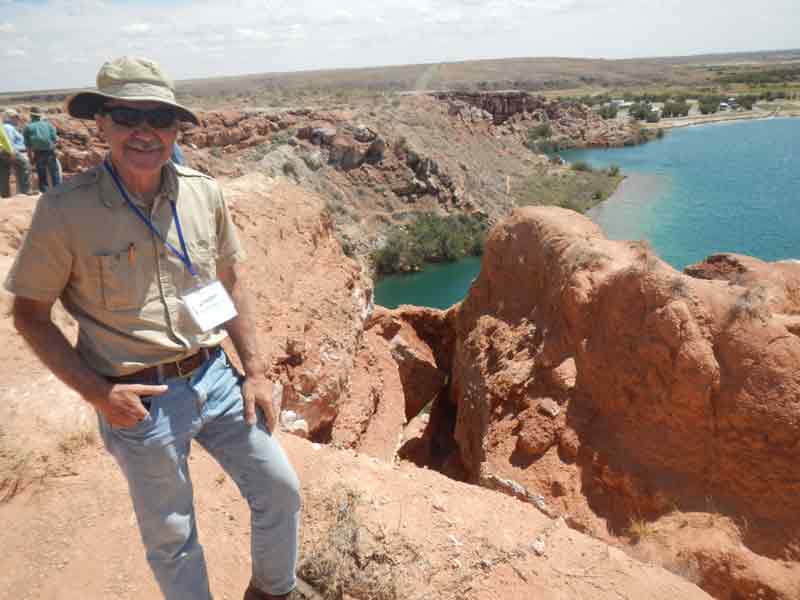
left=373, top=255, right=482, bottom=310
left=563, top=117, right=800, bottom=269
left=374, top=117, right=800, bottom=308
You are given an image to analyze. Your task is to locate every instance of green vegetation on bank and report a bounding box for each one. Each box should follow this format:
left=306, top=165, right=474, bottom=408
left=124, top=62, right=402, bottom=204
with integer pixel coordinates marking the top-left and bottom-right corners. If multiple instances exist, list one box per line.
left=373, top=213, right=489, bottom=276
left=514, top=164, right=623, bottom=214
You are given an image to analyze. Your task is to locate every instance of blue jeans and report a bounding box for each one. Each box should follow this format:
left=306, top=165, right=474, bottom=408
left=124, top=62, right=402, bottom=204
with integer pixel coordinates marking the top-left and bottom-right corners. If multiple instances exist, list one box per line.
left=33, top=150, right=61, bottom=191
left=98, top=349, right=300, bottom=600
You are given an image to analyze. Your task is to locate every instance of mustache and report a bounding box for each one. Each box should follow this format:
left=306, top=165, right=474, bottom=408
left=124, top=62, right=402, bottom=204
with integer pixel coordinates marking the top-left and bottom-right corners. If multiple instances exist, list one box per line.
left=125, top=142, right=165, bottom=151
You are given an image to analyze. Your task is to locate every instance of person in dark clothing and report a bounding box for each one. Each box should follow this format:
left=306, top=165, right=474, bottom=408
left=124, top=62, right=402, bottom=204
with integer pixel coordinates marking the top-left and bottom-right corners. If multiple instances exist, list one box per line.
left=23, top=106, right=62, bottom=192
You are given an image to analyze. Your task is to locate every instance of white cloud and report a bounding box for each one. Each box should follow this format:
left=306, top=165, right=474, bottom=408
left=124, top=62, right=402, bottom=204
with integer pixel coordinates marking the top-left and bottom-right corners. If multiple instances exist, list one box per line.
left=4, top=48, right=26, bottom=57
left=234, top=28, right=271, bottom=41
left=1, top=0, right=799, bottom=91
left=123, top=23, right=152, bottom=35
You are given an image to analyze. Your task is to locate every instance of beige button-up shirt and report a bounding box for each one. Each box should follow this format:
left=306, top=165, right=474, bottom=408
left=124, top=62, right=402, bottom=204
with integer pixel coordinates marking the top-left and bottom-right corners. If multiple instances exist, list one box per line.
left=4, top=161, right=246, bottom=376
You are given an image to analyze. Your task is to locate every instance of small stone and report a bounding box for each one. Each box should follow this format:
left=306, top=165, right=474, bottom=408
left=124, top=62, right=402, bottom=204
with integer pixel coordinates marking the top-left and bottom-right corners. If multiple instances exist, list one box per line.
left=448, top=534, right=463, bottom=546
left=537, top=397, right=561, bottom=418
left=531, top=536, right=546, bottom=556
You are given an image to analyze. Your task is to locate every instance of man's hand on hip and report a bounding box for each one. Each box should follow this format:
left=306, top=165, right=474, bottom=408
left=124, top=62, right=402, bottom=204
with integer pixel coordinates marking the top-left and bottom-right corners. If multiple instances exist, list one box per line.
left=95, top=383, right=169, bottom=428
left=242, top=374, right=278, bottom=431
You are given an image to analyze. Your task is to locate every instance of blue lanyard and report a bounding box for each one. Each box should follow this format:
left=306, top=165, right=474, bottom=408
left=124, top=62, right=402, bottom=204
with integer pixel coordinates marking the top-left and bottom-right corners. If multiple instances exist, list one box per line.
left=103, top=160, right=197, bottom=277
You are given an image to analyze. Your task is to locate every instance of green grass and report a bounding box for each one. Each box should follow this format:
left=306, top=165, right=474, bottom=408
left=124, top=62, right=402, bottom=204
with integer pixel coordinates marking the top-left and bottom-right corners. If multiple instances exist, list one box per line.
left=515, top=166, right=623, bottom=214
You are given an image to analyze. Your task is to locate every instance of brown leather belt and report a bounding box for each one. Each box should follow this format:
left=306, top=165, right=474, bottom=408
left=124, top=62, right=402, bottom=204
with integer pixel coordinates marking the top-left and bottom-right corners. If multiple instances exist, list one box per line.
left=107, top=346, right=219, bottom=385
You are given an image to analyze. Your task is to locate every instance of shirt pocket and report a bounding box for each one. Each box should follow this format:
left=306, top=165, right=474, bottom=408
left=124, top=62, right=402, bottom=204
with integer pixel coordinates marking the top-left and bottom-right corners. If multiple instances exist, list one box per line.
left=97, top=250, right=146, bottom=311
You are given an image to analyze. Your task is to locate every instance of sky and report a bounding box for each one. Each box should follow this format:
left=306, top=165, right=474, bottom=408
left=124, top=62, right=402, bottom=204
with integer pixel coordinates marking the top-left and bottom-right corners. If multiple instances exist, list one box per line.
left=1, top=0, right=798, bottom=92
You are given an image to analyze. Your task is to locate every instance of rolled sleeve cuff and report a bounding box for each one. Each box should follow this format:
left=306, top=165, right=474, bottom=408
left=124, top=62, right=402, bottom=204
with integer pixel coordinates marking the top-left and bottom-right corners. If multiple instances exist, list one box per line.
left=216, top=249, right=247, bottom=272
left=3, top=276, right=61, bottom=303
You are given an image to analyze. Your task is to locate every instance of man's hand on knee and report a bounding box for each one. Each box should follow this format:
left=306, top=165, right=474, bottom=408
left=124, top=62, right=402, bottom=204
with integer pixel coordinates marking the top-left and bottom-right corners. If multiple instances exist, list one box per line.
left=242, top=375, right=277, bottom=431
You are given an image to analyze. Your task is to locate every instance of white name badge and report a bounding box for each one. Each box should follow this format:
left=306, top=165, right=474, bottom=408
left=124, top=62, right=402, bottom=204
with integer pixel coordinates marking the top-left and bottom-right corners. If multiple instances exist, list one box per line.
left=182, top=280, right=238, bottom=333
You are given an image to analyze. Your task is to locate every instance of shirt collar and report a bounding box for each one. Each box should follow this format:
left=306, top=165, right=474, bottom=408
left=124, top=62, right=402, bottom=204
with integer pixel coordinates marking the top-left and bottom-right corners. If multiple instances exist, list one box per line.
left=99, top=156, right=178, bottom=210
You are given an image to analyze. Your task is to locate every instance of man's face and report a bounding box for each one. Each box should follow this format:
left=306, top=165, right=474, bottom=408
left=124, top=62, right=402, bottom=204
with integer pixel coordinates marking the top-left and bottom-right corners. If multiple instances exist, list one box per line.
left=95, top=100, right=178, bottom=179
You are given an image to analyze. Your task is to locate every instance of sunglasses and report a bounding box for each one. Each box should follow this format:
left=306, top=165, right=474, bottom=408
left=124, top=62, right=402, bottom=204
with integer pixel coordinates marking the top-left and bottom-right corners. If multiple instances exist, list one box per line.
left=101, top=106, right=178, bottom=129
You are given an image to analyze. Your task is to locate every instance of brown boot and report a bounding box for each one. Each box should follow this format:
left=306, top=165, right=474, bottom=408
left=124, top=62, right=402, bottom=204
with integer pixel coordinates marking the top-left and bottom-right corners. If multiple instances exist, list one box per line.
left=243, top=578, right=321, bottom=600
left=243, top=582, right=289, bottom=600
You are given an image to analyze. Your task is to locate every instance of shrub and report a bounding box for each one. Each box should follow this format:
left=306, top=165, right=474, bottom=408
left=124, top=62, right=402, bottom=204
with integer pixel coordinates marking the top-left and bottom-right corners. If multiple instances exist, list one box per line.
left=737, top=94, right=758, bottom=110
left=525, top=123, right=553, bottom=151
left=532, top=139, right=561, bottom=154
left=698, top=95, right=724, bottom=115
left=607, top=164, right=620, bottom=177
left=645, top=111, right=661, bottom=123
left=372, top=213, right=488, bottom=275
left=571, top=160, right=592, bottom=172
left=628, top=102, right=651, bottom=121
left=598, top=104, right=618, bottom=119
left=662, top=100, right=690, bottom=118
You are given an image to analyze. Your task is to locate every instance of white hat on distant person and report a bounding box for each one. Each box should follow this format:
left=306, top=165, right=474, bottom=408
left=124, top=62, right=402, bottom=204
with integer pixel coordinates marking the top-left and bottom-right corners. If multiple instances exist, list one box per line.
left=65, top=56, right=199, bottom=125
left=3, top=108, right=19, bottom=120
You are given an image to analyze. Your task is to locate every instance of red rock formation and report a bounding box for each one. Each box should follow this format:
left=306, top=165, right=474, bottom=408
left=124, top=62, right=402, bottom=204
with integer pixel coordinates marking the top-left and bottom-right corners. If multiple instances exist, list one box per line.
left=436, top=91, right=641, bottom=148
left=440, top=206, right=799, bottom=594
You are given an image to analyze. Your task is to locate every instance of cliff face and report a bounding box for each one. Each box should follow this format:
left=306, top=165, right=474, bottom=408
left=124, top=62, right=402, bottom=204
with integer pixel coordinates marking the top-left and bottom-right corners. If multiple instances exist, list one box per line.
left=408, top=207, right=798, bottom=598
left=439, top=90, right=642, bottom=148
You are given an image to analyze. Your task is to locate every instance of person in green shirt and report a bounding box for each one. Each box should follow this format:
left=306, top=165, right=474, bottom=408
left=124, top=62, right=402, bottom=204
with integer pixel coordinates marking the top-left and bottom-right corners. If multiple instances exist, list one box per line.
left=23, top=106, right=62, bottom=192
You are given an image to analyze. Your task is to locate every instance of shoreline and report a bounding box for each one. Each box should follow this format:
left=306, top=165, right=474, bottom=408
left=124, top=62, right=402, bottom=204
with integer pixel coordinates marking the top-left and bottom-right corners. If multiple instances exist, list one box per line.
left=645, top=107, right=800, bottom=131
left=582, top=107, right=800, bottom=208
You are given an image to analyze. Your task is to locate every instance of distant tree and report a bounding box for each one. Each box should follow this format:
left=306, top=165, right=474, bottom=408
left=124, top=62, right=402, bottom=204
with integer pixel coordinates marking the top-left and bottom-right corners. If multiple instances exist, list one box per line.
left=598, top=104, right=618, bottom=119
left=698, top=95, right=723, bottom=115
left=629, top=102, right=659, bottom=122
left=662, top=100, right=690, bottom=118
left=645, top=111, right=661, bottom=123
left=628, top=102, right=650, bottom=121
left=737, top=95, right=757, bottom=110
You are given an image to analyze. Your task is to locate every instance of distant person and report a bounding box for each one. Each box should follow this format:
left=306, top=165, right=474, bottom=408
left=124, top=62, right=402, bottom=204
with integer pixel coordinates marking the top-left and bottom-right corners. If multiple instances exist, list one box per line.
left=171, top=140, right=185, bottom=165
left=5, top=56, right=300, bottom=600
left=0, top=109, right=32, bottom=197
left=23, top=106, right=61, bottom=192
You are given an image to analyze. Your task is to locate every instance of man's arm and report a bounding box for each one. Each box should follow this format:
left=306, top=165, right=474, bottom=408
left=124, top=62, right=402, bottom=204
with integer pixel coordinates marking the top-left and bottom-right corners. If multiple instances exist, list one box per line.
left=218, top=263, right=278, bottom=431
left=12, top=297, right=167, bottom=427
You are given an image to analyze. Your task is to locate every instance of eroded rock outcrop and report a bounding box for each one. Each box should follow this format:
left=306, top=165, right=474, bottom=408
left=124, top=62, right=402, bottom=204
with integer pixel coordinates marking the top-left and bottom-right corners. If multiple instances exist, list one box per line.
left=437, top=91, right=641, bottom=148
left=213, top=174, right=375, bottom=439
left=417, top=206, right=800, bottom=597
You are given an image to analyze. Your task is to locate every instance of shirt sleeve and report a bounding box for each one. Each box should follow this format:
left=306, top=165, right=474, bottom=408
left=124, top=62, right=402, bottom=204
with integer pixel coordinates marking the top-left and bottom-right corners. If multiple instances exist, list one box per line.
left=214, top=184, right=247, bottom=271
left=4, top=195, right=72, bottom=302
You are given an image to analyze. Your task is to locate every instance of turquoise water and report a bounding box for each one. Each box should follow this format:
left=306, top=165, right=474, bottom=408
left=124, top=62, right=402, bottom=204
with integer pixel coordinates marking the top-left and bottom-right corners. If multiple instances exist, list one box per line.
left=373, top=255, right=482, bottom=309
left=374, top=118, right=800, bottom=308
left=563, top=118, right=800, bottom=269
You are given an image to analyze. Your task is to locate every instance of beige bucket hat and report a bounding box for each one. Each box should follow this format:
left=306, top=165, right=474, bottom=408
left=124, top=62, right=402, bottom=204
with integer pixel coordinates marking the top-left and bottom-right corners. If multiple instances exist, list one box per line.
left=66, top=56, right=199, bottom=125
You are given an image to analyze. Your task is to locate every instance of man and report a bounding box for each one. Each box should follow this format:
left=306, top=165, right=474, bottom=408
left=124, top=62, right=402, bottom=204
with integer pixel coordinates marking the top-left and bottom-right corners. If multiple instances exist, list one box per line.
left=23, top=105, right=62, bottom=192
left=1, top=109, right=32, bottom=196
left=5, top=56, right=301, bottom=600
